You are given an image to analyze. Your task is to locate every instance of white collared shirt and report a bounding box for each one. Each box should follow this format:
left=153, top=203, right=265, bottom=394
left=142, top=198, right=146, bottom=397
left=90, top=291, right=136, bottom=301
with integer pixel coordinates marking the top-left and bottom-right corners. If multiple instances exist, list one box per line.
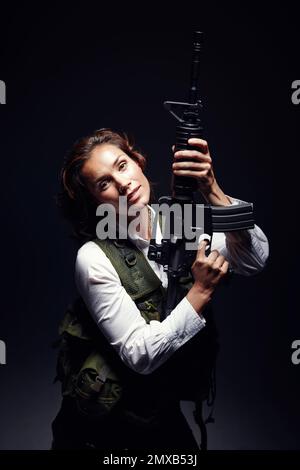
left=75, top=198, right=269, bottom=375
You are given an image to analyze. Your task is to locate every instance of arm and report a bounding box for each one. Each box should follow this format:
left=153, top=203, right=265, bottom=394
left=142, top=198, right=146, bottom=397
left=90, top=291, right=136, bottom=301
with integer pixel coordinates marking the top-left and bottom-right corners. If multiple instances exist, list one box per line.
left=201, top=180, right=269, bottom=276
left=173, top=138, right=269, bottom=275
left=75, top=241, right=207, bottom=376
left=211, top=210, right=269, bottom=276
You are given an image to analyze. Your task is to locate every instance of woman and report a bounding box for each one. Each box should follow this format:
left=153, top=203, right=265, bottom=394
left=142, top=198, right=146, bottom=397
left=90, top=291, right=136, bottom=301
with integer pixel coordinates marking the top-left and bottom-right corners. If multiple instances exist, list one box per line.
left=52, top=128, right=269, bottom=450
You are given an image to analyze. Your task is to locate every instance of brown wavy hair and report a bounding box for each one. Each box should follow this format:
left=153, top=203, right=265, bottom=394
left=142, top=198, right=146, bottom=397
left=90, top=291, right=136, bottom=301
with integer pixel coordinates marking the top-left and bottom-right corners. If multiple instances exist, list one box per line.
left=57, top=128, right=155, bottom=242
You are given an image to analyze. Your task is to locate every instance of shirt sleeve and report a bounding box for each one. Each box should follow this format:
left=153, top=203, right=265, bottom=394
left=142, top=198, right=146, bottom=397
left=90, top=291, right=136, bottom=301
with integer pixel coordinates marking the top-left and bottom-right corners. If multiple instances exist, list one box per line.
left=75, top=241, right=206, bottom=376
left=211, top=197, right=269, bottom=275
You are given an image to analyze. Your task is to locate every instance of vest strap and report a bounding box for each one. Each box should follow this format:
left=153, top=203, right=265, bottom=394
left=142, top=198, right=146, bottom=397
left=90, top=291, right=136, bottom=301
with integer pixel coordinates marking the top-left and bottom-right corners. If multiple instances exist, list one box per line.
left=93, top=238, right=163, bottom=301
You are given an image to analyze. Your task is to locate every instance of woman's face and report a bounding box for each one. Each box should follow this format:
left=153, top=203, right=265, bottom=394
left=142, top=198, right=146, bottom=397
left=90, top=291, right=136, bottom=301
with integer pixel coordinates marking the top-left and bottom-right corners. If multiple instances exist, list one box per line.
left=81, top=144, right=150, bottom=214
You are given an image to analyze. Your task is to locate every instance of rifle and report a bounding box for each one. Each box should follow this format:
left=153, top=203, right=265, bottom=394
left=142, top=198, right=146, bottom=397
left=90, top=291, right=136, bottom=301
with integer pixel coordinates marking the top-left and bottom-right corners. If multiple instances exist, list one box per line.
left=148, top=31, right=255, bottom=449
left=148, top=30, right=254, bottom=316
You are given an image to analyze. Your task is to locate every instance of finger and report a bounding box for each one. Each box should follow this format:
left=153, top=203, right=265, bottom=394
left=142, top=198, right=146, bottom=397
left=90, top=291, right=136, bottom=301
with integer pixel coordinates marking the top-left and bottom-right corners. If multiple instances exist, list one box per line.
left=220, top=260, right=229, bottom=274
left=213, top=255, right=226, bottom=269
left=174, top=150, right=211, bottom=163
left=173, top=169, right=210, bottom=178
left=172, top=145, right=175, bottom=152
left=173, top=162, right=211, bottom=171
left=188, top=138, right=209, bottom=153
left=197, top=239, right=208, bottom=256
left=207, top=250, right=219, bottom=263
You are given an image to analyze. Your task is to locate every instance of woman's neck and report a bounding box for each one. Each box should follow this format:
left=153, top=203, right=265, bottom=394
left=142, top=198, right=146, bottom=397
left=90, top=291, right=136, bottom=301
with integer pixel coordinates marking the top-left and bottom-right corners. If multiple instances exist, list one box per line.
left=127, top=205, right=151, bottom=240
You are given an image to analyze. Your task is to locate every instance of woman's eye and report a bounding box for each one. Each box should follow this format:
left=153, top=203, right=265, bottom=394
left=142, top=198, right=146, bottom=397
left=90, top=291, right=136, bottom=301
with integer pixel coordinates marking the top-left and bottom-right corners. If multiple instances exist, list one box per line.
left=119, top=161, right=127, bottom=170
left=97, top=162, right=127, bottom=191
left=99, top=180, right=110, bottom=190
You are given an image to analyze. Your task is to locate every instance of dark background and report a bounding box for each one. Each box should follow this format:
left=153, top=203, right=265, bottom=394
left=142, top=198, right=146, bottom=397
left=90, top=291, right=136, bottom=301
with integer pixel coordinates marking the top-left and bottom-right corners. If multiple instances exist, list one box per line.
left=0, top=3, right=299, bottom=450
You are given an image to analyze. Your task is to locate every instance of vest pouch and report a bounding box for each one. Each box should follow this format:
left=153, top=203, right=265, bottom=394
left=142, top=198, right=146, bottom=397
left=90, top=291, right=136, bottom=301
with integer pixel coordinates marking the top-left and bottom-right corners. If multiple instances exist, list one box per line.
left=73, top=349, right=122, bottom=420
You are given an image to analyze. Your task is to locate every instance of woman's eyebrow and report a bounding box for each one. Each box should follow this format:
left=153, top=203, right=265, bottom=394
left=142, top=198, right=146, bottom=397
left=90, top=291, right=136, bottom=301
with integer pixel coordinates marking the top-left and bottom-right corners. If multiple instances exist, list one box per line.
left=94, top=154, right=125, bottom=183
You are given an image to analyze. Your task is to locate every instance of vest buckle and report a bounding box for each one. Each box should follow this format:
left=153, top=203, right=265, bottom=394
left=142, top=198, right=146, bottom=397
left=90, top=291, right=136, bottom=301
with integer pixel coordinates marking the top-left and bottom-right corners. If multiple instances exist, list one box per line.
left=125, top=253, right=137, bottom=266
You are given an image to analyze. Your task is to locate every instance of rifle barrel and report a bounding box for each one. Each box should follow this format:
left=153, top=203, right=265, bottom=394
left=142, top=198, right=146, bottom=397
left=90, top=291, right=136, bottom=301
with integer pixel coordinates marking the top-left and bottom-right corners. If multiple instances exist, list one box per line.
left=189, top=31, right=203, bottom=104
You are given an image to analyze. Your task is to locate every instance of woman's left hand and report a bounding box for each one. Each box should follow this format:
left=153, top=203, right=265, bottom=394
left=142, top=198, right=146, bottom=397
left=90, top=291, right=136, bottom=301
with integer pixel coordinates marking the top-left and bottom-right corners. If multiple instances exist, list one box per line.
left=172, top=137, right=215, bottom=195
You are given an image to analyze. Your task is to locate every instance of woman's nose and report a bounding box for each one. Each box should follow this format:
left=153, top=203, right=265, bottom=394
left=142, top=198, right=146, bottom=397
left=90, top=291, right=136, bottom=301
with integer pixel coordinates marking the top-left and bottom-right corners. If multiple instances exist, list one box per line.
left=117, top=177, right=131, bottom=195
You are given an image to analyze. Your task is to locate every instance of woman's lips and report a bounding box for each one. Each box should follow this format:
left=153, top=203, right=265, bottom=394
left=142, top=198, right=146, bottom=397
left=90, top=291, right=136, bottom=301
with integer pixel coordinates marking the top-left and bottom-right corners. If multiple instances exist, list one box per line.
left=128, top=185, right=141, bottom=202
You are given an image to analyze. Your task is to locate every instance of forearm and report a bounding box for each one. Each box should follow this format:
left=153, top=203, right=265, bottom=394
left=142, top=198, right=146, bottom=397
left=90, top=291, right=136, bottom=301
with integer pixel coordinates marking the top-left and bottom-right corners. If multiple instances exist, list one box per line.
left=201, top=180, right=232, bottom=206
left=186, top=284, right=212, bottom=315
left=211, top=224, right=269, bottom=276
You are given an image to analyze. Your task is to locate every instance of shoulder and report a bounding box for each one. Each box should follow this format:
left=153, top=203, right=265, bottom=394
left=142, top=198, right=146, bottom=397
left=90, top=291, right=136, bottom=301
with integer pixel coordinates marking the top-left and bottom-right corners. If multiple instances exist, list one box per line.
left=75, top=240, right=121, bottom=283
left=76, top=240, right=106, bottom=265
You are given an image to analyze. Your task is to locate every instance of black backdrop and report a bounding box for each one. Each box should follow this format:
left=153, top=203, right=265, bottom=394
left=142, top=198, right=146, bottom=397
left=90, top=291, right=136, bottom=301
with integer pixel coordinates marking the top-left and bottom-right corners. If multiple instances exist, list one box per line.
left=0, top=3, right=299, bottom=450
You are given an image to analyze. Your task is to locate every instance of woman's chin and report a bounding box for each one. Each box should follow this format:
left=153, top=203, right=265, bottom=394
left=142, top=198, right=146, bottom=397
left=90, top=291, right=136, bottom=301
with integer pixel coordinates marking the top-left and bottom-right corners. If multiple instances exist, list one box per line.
left=129, top=196, right=148, bottom=211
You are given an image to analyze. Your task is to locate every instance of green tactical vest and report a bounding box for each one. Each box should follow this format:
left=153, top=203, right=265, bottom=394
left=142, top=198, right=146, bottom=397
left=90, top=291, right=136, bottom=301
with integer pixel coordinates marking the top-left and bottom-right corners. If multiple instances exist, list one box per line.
left=55, top=236, right=218, bottom=423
